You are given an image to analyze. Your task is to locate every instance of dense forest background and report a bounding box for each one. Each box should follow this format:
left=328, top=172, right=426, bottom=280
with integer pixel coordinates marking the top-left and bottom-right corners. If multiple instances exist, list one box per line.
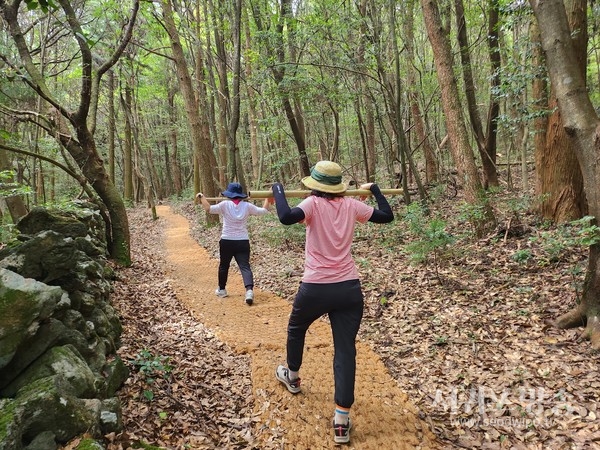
left=2, top=0, right=600, bottom=447
left=1, top=1, right=600, bottom=327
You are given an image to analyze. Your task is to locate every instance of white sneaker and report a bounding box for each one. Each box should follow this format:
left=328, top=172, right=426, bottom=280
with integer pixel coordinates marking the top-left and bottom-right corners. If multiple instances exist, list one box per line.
left=245, top=289, right=254, bottom=305
left=215, top=288, right=228, bottom=298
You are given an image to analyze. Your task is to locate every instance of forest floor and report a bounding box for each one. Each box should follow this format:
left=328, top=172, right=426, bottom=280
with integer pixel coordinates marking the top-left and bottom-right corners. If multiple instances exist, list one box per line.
left=100, top=191, right=599, bottom=450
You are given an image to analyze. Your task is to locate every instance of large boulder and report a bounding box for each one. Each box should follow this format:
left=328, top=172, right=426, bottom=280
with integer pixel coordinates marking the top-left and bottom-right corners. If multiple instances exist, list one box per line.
left=0, top=269, right=67, bottom=370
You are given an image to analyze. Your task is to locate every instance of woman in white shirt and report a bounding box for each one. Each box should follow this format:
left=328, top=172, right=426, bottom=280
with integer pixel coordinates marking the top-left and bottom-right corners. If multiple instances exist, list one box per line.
left=196, top=182, right=270, bottom=305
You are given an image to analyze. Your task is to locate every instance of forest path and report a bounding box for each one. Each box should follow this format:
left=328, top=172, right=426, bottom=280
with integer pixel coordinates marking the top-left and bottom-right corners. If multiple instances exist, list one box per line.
left=157, top=204, right=440, bottom=449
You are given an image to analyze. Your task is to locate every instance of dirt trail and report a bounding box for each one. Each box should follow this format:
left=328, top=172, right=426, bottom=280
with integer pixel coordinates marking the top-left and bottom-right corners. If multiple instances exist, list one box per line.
left=158, top=205, right=441, bottom=449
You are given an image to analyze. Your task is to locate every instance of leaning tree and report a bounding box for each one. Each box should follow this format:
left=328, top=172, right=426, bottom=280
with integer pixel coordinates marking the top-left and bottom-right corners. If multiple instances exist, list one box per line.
left=0, top=0, right=139, bottom=266
left=531, top=0, right=600, bottom=348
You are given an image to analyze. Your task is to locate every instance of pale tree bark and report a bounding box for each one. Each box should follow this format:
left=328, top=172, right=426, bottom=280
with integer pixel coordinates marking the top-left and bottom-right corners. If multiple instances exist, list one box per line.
left=531, top=0, right=600, bottom=348
left=0, top=0, right=136, bottom=265
left=226, top=0, right=247, bottom=189
left=535, top=0, right=587, bottom=223
left=206, top=0, right=230, bottom=185
left=420, top=0, right=496, bottom=234
left=159, top=0, right=219, bottom=211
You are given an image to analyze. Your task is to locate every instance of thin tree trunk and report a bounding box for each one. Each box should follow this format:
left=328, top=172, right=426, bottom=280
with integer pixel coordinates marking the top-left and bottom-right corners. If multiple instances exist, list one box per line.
left=420, top=0, right=496, bottom=234
left=160, top=0, right=219, bottom=220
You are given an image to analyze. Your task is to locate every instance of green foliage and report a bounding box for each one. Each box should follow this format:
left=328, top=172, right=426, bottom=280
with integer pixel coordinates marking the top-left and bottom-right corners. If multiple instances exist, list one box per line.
left=511, top=249, right=532, bottom=264
left=0, top=224, right=18, bottom=245
left=0, top=170, right=32, bottom=199
left=131, top=349, right=173, bottom=403
left=257, top=217, right=305, bottom=249
left=25, top=0, right=57, bottom=13
left=132, top=349, right=173, bottom=379
left=402, top=202, right=455, bottom=267
left=529, top=216, right=600, bottom=264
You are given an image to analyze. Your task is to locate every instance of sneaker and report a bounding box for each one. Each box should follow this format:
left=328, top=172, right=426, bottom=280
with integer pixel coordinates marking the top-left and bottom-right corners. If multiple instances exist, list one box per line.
left=332, top=418, right=352, bottom=444
left=245, top=289, right=254, bottom=305
left=215, top=288, right=228, bottom=298
left=275, top=365, right=301, bottom=394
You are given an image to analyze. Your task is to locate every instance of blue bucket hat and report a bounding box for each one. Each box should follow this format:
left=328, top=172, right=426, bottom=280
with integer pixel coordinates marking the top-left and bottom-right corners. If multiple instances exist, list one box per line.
left=222, top=182, right=248, bottom=199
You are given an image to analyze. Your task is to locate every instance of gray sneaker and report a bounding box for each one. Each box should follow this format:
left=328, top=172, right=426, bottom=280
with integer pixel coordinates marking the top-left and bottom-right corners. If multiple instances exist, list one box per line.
left=215, top=288, right=228, bottom=298
left=332, top=417, right=352, bottom=444
left=275, top=365, right=301, bottom=394
left=245, top=289, right=254, bottom=305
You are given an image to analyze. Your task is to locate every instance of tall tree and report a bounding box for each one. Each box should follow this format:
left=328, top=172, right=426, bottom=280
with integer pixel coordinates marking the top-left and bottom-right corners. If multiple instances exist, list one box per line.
left=420, top=0, right=496, bottom=234
left=454, top=0, right=500, bottom=188
left=158, top=0, right=219, bottom=205
left=0, top=0, right=138, bottom=265
left=530, top=0, right=600, bottom=348
left=535, top=0, right=587, bottom=222
left=250, top=0, right=310, bottom=176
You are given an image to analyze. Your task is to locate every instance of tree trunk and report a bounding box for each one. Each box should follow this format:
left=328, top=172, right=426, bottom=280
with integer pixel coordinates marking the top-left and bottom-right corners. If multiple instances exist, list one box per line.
left=250, top=0, right=310, bottom=176
left=108, top=70, right=116, bottom=183
left=404, top=0, right=438, bottom=184
left=167, top=86, right=183, bottom=196
left=0, top=148, right=28, bottom=222
left=122, top=85, right=134, bottom=202
left=0, top=0, right=136, bottom=266
left=531, top=0, right=600, bottom=348
left=420, top=0, right=496, bottom=234
left=535, top=0, right=587, bottom=223
left=160, top=0, right=219, bottom=207
left=455, top=0, right=499, bottom=188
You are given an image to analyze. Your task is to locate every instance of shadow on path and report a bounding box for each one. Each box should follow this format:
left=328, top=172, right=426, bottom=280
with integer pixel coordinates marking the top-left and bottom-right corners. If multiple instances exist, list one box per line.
left=158, top=205, right=441, bottom=449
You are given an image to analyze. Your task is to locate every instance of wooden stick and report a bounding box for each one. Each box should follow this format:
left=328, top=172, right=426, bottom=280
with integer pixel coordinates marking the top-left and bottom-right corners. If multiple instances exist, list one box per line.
left=202, top=188, right=403, bottom=202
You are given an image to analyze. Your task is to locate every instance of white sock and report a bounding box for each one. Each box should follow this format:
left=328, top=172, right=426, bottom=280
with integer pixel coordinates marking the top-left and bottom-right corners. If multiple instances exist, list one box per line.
left=334, top=407, right=349, bottom=425
left=289, top=369, right=299, bottom=380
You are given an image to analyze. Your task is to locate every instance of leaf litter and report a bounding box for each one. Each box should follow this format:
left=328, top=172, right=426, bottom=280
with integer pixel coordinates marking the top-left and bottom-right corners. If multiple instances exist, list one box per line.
left=101, top=196, right=599, bottom=449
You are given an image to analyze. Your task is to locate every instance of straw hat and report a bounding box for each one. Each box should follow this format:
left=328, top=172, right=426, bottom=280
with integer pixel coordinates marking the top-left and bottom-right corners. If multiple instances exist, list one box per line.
left=221, top=182, right=248, bottom=199
left=301, top=161, right=347, bottom=194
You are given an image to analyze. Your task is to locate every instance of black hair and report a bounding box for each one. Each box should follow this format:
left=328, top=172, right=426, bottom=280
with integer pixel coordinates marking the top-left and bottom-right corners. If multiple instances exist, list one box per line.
left=311, top=190, right=343, bottom=200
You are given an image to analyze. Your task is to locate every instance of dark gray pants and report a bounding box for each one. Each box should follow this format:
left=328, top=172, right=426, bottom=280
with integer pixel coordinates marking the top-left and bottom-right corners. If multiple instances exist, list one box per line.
left=218, top=239, right=253, bottom=290
left=286, top=279, right=364, bottom=408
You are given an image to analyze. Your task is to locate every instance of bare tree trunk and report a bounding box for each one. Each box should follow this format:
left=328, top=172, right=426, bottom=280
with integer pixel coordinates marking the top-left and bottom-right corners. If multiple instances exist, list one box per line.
left=0, top=148, right=28, bottom=221
left=243, top=8, right=260, bottom=182
left=455, top=0, right=499, bottom=188
left=420, top=0, right=496, bottom=234
left=250, top=0, right=310, bottom=176
left=531, top=0, right=600, bottom=348
left=160, top=0, right=219, bottom=209
left=167, top=86, right=183, bottom=196
left=108, top=70, right=116, bottom=183
left=404, top=0, right=438, bottom=184
left=122, top=84, right=134, bottom=202
left=535, top=0, right=587, bottom=223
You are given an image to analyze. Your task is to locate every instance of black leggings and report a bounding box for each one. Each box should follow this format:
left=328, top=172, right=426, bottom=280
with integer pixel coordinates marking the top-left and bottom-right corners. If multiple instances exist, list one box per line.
left=286, top=279, right=364, bottom=408
left=218, top=239, right=253, bottom=290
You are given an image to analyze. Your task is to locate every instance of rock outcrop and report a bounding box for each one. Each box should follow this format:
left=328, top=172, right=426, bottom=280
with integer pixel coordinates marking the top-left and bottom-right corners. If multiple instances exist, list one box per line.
left=0, top=203, right=128, bottom=450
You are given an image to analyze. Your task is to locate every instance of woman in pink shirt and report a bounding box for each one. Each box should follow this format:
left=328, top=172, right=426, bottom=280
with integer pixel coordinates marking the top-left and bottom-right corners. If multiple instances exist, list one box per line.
left=271, top=161, right=394, bottom=444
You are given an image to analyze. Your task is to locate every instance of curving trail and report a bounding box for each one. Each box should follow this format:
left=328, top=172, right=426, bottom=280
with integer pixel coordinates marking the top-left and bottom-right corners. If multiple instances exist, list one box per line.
left=157, top=205, right=442, bottom=449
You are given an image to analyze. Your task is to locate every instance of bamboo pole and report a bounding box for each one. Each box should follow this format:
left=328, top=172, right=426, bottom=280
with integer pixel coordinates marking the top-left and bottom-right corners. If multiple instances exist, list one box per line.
left=202, top=188, right=403, bottom=202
